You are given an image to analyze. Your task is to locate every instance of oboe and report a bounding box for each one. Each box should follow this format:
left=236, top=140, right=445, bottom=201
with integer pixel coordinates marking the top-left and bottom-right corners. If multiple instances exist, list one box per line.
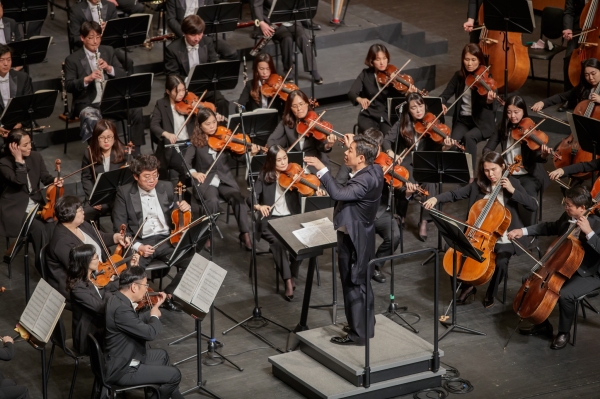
left=97, top=2, right=103, bottom=25
left=95, top=50, right=105, bottom=84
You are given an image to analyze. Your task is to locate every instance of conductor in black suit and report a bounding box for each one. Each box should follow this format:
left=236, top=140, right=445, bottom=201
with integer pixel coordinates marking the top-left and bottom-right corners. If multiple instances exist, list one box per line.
left=305, top=135, right=384, bottom=345
left=0, top=334, right=30, bottom=399
left=0, top=44, right=33, bottom=136
left=0, top=2, right=22, bottom=44
left=104, top=267, right=184, bottom=399
left=165, top=15, right=230, bottom=117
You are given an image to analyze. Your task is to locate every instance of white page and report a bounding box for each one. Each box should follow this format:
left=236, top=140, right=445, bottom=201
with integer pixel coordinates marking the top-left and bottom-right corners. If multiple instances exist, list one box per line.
left=19, top=279, right=65, bottom=343
left=293, top=226, right=329, bottom=248
left=301, top=217, right=332, bottom=228
left=173, top=253, right=210, bottom=304
left=190, top=262, right=227, bottom=313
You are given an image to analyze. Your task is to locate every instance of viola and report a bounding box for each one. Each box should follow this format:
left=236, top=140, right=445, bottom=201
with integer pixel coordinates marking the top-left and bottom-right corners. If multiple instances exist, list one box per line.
left=207, top=126, right=267, bottom=155
left=442, top=157, right=522, bottom=286
left=464, top=65, right=505, bottom=106
left=174, top=91, right=216, bottom=116
left=92, top=224, right=128, bottom=288
left=375, top=65, right=428, bottom=96
left=260, top=73, right=299, bottom=102
left=374, top=152, right=429, bottom=195
left=135, top=288, right=162, bottom=311
left=413, top=112, right=466, bottom=151
left=296, top=110, right=345, bottom=142
left=509, top=118, right=561, bottom=161
left=278, top=163, right=321, bottom=197
left=39, top=159, right=63, bottom=221
left=170, top=182, right=191, bottom=245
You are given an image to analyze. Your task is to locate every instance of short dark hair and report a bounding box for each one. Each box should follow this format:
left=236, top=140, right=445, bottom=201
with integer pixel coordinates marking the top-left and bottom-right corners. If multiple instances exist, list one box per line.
left=362, top=128, right=383, bottom=147
left=3, top=129, right=28, bottom=157
left=81, top=21, right=102, bottom=37
left=0, top=44, right=11, bottom=59
left=55, top=196, right=82, bottom=224
left=165, top=75, right=185, bottom=95
left=353, top=135, right=378, bottom=165
left=565, top=186, right=592, bottom=208
left=181, top=15, right=205, bottom=35
left=66, top=244, right=97, bottom=291
left=130, top=154, right=160, bottom=175
left=119, top=266, right=147, bottom=290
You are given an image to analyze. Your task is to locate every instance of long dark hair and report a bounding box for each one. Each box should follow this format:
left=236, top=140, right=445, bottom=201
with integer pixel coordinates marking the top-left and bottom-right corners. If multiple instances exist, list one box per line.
left=2, top=129, right=28, bottom=157
left=89, top=119, right=124, bottom=165
left=460, top=43, right=487, bottom=79
left=499, top=95, right=528, bottom=139
left=575, top=58, right=600, bottom=105
left=262, top=145, right=285, bottom=184
left=190, top=107, right=216, bottom=148
left=66, top=244, right=97, bottom=291
left=165, top=74, right=185, bottom=98
left=282, top=90, right=311, bottom=129
left=364, top=43, right=390, bottom=68
left=251, top=53, right=277, bottom=104
left=398, top=92, right=426, bottom=147
left=477, top=151, right=507, bottom=194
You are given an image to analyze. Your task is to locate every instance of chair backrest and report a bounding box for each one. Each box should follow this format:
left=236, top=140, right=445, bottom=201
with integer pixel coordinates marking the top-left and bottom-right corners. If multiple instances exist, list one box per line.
left=87, top=333, right=109, bottom=388
left=40, top=244, right=49, bottom=281
left=541, top=7, right=565, bottom=40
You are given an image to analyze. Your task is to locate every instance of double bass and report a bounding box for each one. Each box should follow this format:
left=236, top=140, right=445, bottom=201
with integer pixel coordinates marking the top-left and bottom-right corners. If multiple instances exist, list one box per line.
left=568, top=0, right=600, bottom=87
left=442, top=157, right=522, bottom=286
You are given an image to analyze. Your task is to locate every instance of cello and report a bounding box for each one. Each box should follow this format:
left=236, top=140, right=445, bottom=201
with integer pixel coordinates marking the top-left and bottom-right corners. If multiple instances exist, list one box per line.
left=568, top=0, right=600, bottom=87
left=442, top=157, right=522, bottom=286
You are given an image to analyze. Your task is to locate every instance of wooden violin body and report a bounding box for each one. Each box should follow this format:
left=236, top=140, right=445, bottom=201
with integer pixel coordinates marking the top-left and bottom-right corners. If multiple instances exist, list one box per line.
left=136, top=288, right=161, bottom=311
left=261, top=74, right=299, bottom=101
left=175, top=92, right=216, bottom=115
left=296, top=110, right=336, bottom=142
left=278, top=163, right=320, bottom=196
left=39, top=159, right=62, bottom=221
left=568, top=0, right=600, bottom=87
left=511, top=118, right=561, bottom=161
left=171, top=182, right=191, bottom=245
left=207, top=126, right=267, bottom=154
left=93, top=224, right=128, bottom=288
left=375, top=65, right=428, bottom=96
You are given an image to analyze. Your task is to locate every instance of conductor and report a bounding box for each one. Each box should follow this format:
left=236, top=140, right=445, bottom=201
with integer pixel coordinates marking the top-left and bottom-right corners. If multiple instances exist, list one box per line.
left=305, top=135, right=384, bottom=345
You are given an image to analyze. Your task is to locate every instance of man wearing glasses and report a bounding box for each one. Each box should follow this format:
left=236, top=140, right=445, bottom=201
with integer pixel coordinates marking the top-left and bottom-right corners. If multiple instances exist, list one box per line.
left=104, top=266, right=184, bottom=399
left=112, top=154, right=192, bottom=312
left=0, top=44, right=32, bottom=138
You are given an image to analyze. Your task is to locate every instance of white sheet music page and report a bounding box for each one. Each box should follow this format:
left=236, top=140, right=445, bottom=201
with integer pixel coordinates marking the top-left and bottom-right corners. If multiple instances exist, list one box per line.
left=190, top=259, right=227, bottom=313
left=173, top=253, right=210, bottom=304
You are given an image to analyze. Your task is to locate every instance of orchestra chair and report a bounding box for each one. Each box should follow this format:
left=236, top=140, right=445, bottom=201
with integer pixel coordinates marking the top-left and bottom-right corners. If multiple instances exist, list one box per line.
left=527, top=7, right=566, bottom=97
left=46, top=319, right=86, bottom=399
left=571, top=289, right=600, bottom=346
left=87, top=334, right=162, bottom=399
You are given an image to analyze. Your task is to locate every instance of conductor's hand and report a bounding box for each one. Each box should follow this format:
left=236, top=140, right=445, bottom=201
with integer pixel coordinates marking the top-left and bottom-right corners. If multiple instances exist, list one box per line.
left=85, top=69, right=104, bottom=84
left=192, top=172, right=207, bottom=184
left=1, top=336, right=13, bottom=345
left=422, top=197, right=437, bottom=209
left=563, top=29, right=573, bottom=40
left=150, top=292, right=166, bottom=318
left=259, top=21, right=275, bottom=37
left=500, top=177, right=515, bottom=194
left=463, top=18, right=475, bottom=32
left=162, top=132, right=177, bottom=144
left=324, top=134, right=336, bottom=150
left=255, top=204, right=271, bottom=218
left=507, top=229, right=524, bottom=240
left=304, top=156, right=325, bottom=172
left=530, top=101, right=544, bottom=112
left=356, top=97, right=370, bottom=110
left=138, top=245, right=155, bottom=257
left=577, top=215, right=593, bottom=236
left=549, top=168, right=565, bottom=180
left=177, top=201, right=191, bottom=212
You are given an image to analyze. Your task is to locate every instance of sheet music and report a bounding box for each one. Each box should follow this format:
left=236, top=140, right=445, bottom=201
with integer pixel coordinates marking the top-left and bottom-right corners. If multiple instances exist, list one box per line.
left=173, top=253, right=210, bottom=304
left=293, top=226, right=330, bottom=248
left=19, top=279, right=65, bottom=343
left=301, top=217, right=332, bottom=228
left=191, top=261, right=227, bottom=313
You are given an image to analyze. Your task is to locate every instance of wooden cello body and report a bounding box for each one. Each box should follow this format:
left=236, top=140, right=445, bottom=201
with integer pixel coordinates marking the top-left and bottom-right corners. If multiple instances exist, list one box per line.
left=477, top=6, right=530, bottom=93
left=568, top=0, right=600, bottom=87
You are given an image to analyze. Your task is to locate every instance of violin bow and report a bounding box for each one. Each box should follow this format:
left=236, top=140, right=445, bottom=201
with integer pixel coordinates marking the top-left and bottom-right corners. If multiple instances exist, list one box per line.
left=122, top=217, right=148, bottom=258
left=261, top=171, right=307, bottom=220
left=88, top=146, right=97, bottom=181
left=267, top=67, right=293, bottom=109
left=509, top=238, right=544, bottom=274
left=362, top=59, right=411, bottom=111
left=287, top=110, right=327, bottom=152
left=32, top=162, right=97, bottom=194
left=534, top=110, right=570, bottom=127
left=174, top=90, right=207, bottom=140
left=501, top=118, right=547, bottom=156
left=548, top=174, right=572, bottom=190
left=90, top=220, right=119, bottom=273
left=204, top=124, right=240, bottom=176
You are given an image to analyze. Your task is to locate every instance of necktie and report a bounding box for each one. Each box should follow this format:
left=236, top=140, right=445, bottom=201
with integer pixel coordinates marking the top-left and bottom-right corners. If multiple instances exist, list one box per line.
left=0, top=76, right=9, bottom=83
left=187, top=45, right=198, bottom=52
left=141, top=191, right=155, bottom=198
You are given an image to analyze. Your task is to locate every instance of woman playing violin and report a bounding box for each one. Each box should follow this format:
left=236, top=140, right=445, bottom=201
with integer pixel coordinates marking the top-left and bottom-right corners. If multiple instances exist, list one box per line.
left=348, top=44, right=417, bottom=139
left=267, top=90, right=336, bottom=173
left=254, top=145, right=326, bottom=301
left=440, top=43, right=497, bottom=171
left=484, top=95, right=551, bottom=198
left=82, top=119, right=126, bottom=221
left=237, top=52, right=284, bottom=114
left=423, top=151, right=537, bottom=308
left=185, top=108, right=260, bottom=250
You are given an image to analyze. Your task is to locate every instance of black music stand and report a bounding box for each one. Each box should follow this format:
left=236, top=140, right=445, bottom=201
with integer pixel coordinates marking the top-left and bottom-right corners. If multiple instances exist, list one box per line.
left=102, top=15, right=151, bottom=75
left=4, top=204, right=39, bottom=303
left=483, top=0, right=534, bottom=100
left=7, top=36, right=51, bottom=73
left=388, top=96, right=444, bottom=126
left=227, top=108, right=279, bottom=146
left=1, top=91, right=58, bottom=145
left=197, top=2, right=241, bottom=56
left=413, top=151, right=473, bottom=265
left=2, top=0, right=47, bottom=39
left=430, top=213, right=486, bottom=340
left=100, top=73, right=153, bottom=144
left=569, top=112, right=600, bottom=185
left=186, top=60, right=241, bottom=99
left=88, top=168, right=134, bottom=207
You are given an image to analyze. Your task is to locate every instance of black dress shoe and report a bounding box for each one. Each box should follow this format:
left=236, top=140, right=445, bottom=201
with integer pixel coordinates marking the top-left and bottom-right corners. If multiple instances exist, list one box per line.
left=482, top=297, right=494, bottom=309
left=372, top=268, right=386, bottom=284
left=551, top=332, right=570, bottom=349
left=342, top=324, right=350, bottom=333
left=161, top=297, right=182, bottom=312
left=330, top=335, right=356, bottom=345
left=314, top=77, right=324, bottom=85
left=519, top=320, right=553, bottom=337
left=283, top=293, right=294, bottom=302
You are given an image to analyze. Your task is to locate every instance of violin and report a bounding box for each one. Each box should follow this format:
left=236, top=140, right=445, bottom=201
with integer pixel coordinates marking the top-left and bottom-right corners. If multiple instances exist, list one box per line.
left=375, top=65, right=428, bottom=96
left=135, top=288, right=162, bottom=311
left=442, top=157, right=522, bottom=286
left=509, top=118, right=561, bottom=161
left=175, top=91, right=216, bottom=116
left=278, top=163, right=321, bottom=196
left=413, top=112, right=466, bottom=151
left=207, top=126, right=267, bottom=155
left=464, top=65, right=505, bottom=106
left=261, top=73, right=299, bottom=102
left=296, top=110, right=345, bottom=142
left=170, top=182, right=191, bottom=245
left=92, top=224, right=129, bottom=288
left=374, top=152, right=429, bottom=195
left=39, top=160, right=63, bottom=221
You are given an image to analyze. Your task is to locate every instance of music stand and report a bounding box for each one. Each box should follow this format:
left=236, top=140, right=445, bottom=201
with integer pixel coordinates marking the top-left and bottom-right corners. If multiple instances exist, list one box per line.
left=483, top=0, right=534, bottom=100
left=4, top=204, right=39, bottom=303
left=102, top=15, right=151, bottom=75
left=2, top=0, right=47, bottom=39
left=8, top=36, right=51, bottom=73
left=88, top=168, right=134, bottom=207
left=569, top=112, right=600, bottom=185
left=388, top=97, right=445, bottom=126
left=227, top=108, right=279, bottom=147
left=197, top=3, right=241, bottom=56
left=413, top=151, right=473, bottom=265
left=186, top=60, right=241, bottom=100
left=100, top=73, right=153, bottom=144
left=1, top=91, right=58, bottom=145
left=430, top=212, right=486, bottom=340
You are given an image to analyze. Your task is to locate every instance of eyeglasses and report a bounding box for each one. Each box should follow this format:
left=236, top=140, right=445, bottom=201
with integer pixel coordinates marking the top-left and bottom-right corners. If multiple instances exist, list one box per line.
left=291, top=102, right=308, bottom=111
left=140, top=174, right=159, bottom=182
left=134, top=282, right=149, bottom=288
left=98, top=135, right=114, bottom=142
left=0, top=57, right=11, bottom=64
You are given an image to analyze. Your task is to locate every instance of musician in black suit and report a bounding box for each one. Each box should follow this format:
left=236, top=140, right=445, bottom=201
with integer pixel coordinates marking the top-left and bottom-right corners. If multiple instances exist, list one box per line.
left=550, top=157, right=600, bottom=181
left=252, top=0, right=323, bottom=84
left=508, top=186, right=600, bottom=350
left=184, top=107, right=259, bottom=250
left=0, top=2, right=22, bottom=44
left=165, top=15, right=229, bottom=117
left=111, top=154, right=191, bottom=311
left=237, top=52, right=284, bottom=114
left=65, top=21, right=145, bottom=149
left=305, top=135, right=384, bottom=345
left=69, top=0, right=118, bottom=49
left=0, top=334, right=30, bottom=399
left=104, top=267, right=183, bottom=399
left=115, top=0, right=144, bottom=15
left=0, top=130, right=60, bottom=276
left=46, top=196, right=128, bottom=301
left=462, top=0, right=482, bottom=43
left=562, top=0, right=586, bottom=94
left=150, top=75, right=195, bottom=183
left=0, top=44, right=33, bottom=136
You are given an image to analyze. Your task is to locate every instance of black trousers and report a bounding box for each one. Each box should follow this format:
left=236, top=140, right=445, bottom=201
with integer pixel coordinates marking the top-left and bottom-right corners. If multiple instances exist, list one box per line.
left=200, top=183, right=250, bottom=234
left=452, top=115, right=485, bottom=172
left=373, top=211, right=400, bottom=267
left=357, top=113, right=392, bottom=139
left=0, top=371, right=30, bottom=399
left=513, top=173, right=541, bottom=199
left=557, top=273, right=600, bottom=333
left=484, top=243, right=515, bottom=299
left=261, top=221, right=300, bottom=280
left=113, top=348, right=183, bottom=399
left=273, top=23, right=317, bottom=74
left=136, top=234, right=183, bottom=295
left=338, top=232, right=374, bottom=344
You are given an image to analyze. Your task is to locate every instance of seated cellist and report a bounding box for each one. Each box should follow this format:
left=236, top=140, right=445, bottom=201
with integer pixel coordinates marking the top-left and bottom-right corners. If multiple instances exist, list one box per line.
left=507, top=186, right=600, bottom=350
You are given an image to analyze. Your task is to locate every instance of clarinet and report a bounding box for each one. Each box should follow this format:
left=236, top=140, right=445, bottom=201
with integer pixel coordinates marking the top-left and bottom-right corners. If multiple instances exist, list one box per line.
left=95, top=50, right=105, bottom=84
left=97, top=2, right=103, bottom=25
left=61, top=63, right=68, bottom=115
left=243, top=56, right=248, bottom=86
